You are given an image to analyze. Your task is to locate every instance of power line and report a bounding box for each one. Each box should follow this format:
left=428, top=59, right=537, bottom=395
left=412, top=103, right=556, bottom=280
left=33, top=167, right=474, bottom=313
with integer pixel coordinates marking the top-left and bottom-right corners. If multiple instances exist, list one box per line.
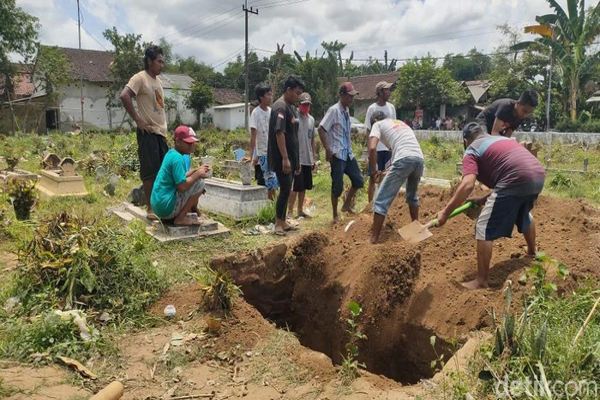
left=160, top=5, right=241, bottom=41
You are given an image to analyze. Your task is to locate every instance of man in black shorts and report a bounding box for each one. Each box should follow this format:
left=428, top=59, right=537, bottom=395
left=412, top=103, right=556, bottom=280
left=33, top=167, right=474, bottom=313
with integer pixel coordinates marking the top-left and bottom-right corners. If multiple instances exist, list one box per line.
left=120, top=45, right=168, bottom=219
left=476, top=89, right=538, bottom=137
left=289, top=92, right=316, bottom=218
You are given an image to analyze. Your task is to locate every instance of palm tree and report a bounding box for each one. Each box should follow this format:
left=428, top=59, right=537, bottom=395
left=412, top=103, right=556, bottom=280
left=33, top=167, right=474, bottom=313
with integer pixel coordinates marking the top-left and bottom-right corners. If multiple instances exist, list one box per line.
left=513, top=0, right=600, bottom=121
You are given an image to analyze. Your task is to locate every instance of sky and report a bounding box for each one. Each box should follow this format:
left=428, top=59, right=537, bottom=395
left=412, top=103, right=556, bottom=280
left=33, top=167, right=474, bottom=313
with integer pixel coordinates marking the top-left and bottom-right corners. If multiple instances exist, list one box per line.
left=16, top=0, right=555, bottom=70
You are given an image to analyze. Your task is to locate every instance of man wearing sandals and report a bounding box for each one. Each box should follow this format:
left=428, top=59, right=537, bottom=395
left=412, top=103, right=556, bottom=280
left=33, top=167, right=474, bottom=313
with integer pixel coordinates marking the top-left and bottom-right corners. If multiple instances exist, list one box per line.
left=150, top=126, right=210, bottom=226
left=318, top=82, right=364, bottom=223
left=120, top=45, right=168, bottom=220
left=268, top=76, right=305, bottom=235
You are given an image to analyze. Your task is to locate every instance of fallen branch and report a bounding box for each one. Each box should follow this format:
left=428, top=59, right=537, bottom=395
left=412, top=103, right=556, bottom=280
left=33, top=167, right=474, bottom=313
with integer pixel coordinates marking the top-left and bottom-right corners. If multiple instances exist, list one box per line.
left=169, top=394, right=214, bottom=400
left=573, top=296, right=600, bottom=346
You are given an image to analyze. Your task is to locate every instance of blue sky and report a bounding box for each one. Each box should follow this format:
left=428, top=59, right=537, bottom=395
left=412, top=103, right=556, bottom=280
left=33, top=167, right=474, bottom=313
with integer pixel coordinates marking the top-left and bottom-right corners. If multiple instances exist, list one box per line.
left=17, top=0, right=554, bottom=70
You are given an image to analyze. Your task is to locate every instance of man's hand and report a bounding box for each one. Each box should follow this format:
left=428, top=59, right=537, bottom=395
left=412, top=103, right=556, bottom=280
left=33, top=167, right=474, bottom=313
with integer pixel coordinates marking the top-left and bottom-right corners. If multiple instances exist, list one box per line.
left=436, top=210, right=449, bottom=227
left=312, top=163, right=317, bottom=172
left=134, top=117, right=149, bottom=132
left=282, top=158, right=292, bottom=175
left=467, top=194, right=489, bottom=207
left=252, top=156, right=259, bottom=166
left=370, top=171, right=382, bottom=184
left=196, top=164, right=211, bottom=179
left=295, top=167, right=301, bottom=176
left=325, top=148, right=332, bottom=162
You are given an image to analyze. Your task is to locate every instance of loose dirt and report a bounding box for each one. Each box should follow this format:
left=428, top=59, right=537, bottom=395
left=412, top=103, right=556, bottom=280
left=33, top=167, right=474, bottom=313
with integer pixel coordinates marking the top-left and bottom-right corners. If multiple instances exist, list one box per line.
left=2, top=186, right=599, bottom=399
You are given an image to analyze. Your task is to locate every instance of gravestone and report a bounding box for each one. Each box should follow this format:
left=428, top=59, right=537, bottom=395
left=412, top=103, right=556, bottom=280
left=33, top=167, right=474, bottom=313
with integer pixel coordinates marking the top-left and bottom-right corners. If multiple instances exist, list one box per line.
left=197, top=178, right=269, bottom=220
left=37, top=154, right=87, bottom=198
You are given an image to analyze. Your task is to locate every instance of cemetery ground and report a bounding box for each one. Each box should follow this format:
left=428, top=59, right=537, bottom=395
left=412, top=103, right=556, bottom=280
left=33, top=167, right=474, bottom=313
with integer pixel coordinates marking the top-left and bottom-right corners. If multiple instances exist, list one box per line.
left=0, top=130, right=598, bottom=399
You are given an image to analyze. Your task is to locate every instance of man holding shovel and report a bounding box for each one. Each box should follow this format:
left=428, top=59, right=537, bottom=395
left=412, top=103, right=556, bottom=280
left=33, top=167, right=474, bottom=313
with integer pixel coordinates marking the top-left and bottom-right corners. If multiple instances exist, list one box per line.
left=368, top=112, right=424, bottom=244
left=435, top=122, right=545, bottom=290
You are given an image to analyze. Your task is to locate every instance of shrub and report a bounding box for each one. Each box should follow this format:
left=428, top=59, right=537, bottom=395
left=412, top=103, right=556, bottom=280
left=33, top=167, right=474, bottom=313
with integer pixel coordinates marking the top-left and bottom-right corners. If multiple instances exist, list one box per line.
left=13, top=213, right=167, bottom=321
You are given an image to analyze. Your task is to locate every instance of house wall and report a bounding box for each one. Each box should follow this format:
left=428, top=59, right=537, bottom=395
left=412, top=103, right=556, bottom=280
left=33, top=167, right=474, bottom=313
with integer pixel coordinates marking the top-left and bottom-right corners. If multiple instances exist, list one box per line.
left=213, top=106, right=245, bottom=131
left=164, top=88, right=196, bottom=125
left=58, top=82, right=126, bottom=130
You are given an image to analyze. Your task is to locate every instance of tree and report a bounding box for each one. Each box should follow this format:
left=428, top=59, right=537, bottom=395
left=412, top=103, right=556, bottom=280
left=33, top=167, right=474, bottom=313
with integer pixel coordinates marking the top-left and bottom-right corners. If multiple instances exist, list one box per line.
left=295, top=46, right=338, bottom=118
left=158, top=37, right=174, bottom=65
left=103, top=27, right=150, bottom=110
left=512, top=0, right=600, bottom=121
left=443, top=48, right=492, bottom=81
left=321, top=40, right=346, bottom=74
left=186, top=80, right=213, bottom=125
left=392, top=57, right=468, bottom=110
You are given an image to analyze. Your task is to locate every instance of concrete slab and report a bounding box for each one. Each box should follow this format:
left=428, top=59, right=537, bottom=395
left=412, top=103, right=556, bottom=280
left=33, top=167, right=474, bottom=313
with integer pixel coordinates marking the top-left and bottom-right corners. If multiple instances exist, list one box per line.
left=0, top=169, right=38, bottom=189
left=198, top=178, right=269, bottom=220
left=109, top=202, right=230, bottom=242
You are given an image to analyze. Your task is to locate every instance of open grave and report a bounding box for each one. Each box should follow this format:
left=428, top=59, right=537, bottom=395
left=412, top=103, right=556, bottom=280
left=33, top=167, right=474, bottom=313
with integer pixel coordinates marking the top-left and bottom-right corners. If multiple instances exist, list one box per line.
left=210, top=185, right=600, bottom=384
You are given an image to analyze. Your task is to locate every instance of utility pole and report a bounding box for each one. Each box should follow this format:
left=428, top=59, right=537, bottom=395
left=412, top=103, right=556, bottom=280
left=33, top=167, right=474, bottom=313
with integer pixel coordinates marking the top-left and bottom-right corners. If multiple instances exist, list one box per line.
left=77, top=0, right=84, bottom=132
left=243, top=0, right=258, bottom=134
left=546, top=49, right=553, bottom=131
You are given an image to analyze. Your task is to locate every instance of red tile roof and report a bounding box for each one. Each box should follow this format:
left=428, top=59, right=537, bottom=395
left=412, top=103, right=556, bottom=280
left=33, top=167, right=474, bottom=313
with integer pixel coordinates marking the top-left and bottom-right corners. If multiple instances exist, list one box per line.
left=212, top=87, right=243, bottom=105
left=0, top=65, right=35, bottom=99
left=337, top=72, right=398, bottom=101
left=58, top=47, right=115, bottom=82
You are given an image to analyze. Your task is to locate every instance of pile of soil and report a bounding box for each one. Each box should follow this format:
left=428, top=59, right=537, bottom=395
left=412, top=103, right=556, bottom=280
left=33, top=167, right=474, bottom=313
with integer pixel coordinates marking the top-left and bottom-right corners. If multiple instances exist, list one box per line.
left=211, top=186, right=600, bottom=383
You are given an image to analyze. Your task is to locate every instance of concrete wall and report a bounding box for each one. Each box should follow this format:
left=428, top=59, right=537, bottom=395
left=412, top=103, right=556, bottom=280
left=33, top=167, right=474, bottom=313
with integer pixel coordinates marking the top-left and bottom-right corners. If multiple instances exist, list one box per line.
left=58, top=82, right=126, bottom=130
left=414, top=130, right=600, bottom=145
left=213, top=106, right=245, bottom=131
left=164, top=88, right=196, bottom=125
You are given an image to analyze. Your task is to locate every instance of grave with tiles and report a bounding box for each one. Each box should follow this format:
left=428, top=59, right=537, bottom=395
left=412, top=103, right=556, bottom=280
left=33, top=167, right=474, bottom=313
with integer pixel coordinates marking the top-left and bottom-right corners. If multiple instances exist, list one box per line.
left=197, top=177, right=269, bottom=220
left=37, top=154, right=88, bottom=197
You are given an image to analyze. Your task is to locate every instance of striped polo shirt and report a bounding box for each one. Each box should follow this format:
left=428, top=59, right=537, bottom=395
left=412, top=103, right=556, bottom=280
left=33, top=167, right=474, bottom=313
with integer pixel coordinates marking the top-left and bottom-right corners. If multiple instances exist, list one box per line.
left=463, top=135, right=545, bottom=195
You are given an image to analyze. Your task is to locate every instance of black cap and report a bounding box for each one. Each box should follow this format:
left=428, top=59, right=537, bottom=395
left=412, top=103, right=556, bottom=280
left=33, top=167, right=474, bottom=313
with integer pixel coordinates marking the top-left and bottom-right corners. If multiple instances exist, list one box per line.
left=462, top=122, right=483, bottom=140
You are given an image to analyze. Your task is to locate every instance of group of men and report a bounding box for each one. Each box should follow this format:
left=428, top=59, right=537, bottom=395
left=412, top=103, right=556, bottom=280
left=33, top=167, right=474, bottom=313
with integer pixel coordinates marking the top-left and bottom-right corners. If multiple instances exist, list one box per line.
left=121, top=44, right=547, bottom=291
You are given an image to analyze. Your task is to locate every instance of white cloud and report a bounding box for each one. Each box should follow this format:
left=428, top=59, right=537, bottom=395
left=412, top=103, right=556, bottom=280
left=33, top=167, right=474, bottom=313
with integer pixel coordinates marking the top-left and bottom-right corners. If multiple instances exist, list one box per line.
left=18, top=0, right=554, bottom=68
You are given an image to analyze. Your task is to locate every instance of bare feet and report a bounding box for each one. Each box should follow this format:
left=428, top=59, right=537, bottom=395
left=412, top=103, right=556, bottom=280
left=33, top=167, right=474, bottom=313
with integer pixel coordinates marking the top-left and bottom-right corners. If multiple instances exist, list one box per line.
left=341, top=207, right=356, bottom=215
left=174, top=215, right=201, bottom=226
left=146, top=210, right=159, bottom=221
left=297, top=211, right=312, bottom=219
left=370, top=234, right=380, bottom=244
left=332, top=215, right=341, bottom=225
left=461, top=279, right=489, bottom=290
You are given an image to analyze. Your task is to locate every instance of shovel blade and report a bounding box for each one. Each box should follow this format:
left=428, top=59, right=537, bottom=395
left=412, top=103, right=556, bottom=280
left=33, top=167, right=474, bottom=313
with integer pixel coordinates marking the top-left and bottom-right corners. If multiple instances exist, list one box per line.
left=398, top=220, right=433, bottom=243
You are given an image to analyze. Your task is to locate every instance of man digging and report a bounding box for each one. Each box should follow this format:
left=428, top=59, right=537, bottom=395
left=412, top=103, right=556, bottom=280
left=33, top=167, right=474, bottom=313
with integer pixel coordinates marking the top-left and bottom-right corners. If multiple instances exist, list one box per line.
left=436, top=122, right=546, bottom=290
left=150, top=125, right=210, bottom=226
left=120, top=45, right=168, bottom=220
left=318, top=82, right=364, bottom=223
left=368, top=112, right=424, bottom=244
left=475, top=89, right=538, bottom=137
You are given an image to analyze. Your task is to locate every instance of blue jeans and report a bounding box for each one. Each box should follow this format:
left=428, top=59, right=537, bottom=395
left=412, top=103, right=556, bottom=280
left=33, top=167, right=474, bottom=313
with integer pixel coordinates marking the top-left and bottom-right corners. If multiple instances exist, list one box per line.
left=330, top=156, right=364, bottom=198
left=373, top=157, right=424, bottom=216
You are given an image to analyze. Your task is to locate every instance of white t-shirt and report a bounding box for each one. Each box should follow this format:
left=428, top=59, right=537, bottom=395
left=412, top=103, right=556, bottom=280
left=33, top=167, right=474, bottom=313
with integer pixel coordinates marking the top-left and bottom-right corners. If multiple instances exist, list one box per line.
left=365, top=102, right=396, bottom=152
left=298, top=114, right=315, bottom=166
left=370, top=119, right=424, bottom=164
left=249, top=106, right=271, bottom=157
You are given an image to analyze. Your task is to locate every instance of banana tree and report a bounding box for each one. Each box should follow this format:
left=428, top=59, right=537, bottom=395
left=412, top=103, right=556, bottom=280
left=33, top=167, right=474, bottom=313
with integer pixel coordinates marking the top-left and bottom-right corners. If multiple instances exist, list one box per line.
left=513, top=0, right=600, bottom=121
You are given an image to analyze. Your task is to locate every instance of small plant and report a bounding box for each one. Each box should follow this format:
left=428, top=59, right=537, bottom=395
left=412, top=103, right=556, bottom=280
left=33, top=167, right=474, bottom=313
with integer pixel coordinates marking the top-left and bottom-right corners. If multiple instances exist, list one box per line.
left=339, top=300, right=367, bottom=384
left=197, top=266, right=241, bottom=314
left=550, top=171, right=574, bottom=189
left=430, top=135, right=441, bottom=146
left=256, top=201, right=276, bottom=225
left=7, top=179, right=37, bottom=220
left=429, top=335, right=445, bottom=372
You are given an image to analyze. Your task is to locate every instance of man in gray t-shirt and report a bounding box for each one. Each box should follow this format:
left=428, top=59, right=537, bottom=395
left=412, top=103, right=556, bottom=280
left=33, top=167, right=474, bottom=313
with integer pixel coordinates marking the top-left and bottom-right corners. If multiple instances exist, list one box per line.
left=289, top=92, right=316, bottom=218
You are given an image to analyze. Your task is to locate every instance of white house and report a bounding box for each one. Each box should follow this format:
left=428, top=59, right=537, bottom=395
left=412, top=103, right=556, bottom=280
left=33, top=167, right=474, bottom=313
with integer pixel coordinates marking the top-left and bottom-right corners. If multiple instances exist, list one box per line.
left=211, top=103, right=247, bottom=131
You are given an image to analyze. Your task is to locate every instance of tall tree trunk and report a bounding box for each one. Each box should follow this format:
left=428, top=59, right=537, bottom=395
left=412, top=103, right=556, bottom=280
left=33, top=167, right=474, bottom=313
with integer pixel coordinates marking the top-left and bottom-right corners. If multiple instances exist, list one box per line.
left=570, top=74, right=578, bottom=122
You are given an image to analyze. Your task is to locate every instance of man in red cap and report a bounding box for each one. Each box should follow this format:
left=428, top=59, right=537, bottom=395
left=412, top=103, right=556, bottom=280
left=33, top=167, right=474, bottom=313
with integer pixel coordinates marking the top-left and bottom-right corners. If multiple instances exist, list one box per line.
left=318, top=82, right=364, bottom=223
left=150, top=125, right=210, bottom=226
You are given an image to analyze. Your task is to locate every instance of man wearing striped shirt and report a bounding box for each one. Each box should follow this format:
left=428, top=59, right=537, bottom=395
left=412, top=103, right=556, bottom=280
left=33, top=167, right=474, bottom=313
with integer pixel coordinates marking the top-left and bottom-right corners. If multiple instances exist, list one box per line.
left=436, top=122, right=545, bottom=290
left=318, top=82, right=364, bottom=223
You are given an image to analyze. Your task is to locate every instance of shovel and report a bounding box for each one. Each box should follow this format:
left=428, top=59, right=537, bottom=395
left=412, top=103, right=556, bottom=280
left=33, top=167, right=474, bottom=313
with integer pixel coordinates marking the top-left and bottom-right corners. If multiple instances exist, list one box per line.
left=398, top=202, right=474, bottom=244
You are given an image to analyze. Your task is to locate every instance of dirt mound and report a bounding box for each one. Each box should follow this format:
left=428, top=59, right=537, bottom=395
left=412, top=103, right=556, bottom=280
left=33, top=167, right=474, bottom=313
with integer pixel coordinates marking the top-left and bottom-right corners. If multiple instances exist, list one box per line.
left=211, top=186, right=600, bottom=384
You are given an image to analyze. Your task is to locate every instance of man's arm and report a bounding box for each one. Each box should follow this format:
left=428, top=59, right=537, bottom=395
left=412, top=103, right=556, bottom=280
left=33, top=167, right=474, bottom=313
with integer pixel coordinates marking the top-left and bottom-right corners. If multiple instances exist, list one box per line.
left=311, top=132, right=317, bottom=169
left=368, top=136, right=379, bottom=179
left=119, top=87, right=147, bottom=130
left=249, top=128, right=258, bottom=163
left=275, top=130, right=291, bottom=174
left=436, top=174, right=477, bottom=226
left=318, top=126, right=332, bottom=161
left=490, top=117, right=508, bottom=135
left=177, top=165, right=210, bottom=192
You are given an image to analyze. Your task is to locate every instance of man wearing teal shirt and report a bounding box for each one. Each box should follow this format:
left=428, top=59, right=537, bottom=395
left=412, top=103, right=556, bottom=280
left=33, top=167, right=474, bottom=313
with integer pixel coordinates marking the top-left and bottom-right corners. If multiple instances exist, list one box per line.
left=151, top=125, right=210, bottom=225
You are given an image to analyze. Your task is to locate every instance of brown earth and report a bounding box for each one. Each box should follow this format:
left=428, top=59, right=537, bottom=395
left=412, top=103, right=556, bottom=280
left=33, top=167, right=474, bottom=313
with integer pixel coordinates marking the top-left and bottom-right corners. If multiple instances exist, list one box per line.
left=1, top=186, right=599, bottom=399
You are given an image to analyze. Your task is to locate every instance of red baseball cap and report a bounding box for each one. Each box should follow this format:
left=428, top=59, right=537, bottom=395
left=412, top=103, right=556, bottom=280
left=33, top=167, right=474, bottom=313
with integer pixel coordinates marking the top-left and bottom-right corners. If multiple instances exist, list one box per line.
left=174, top=125, right=198, bottom=143
left=339, top=82, right=359, bottom=96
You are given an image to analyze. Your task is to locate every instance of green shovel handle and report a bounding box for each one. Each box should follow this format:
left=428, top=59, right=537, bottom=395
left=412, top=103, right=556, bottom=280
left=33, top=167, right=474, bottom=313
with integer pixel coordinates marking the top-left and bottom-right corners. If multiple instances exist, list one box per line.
left=428, top=201, right=474, bottom=228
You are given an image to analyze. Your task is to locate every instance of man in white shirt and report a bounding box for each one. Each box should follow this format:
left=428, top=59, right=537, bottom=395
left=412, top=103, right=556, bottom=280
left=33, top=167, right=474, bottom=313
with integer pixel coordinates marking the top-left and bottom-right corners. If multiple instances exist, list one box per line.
left=365, top=81, right=396, bottom=202
left=249, top=83, right=278, bottom=200
left=318, top=82, right=364, bottom=223
left=288, top=92, right=316, bottom=218
left=368, top=112, right=425, bottom=243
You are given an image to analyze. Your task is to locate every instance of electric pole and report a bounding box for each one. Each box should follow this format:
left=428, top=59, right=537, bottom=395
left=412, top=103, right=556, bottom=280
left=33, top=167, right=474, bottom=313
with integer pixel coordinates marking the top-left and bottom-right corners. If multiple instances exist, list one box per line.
left=243, top=0, right=258, bottom=134
left=77, top=0, right=84, bottom=132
